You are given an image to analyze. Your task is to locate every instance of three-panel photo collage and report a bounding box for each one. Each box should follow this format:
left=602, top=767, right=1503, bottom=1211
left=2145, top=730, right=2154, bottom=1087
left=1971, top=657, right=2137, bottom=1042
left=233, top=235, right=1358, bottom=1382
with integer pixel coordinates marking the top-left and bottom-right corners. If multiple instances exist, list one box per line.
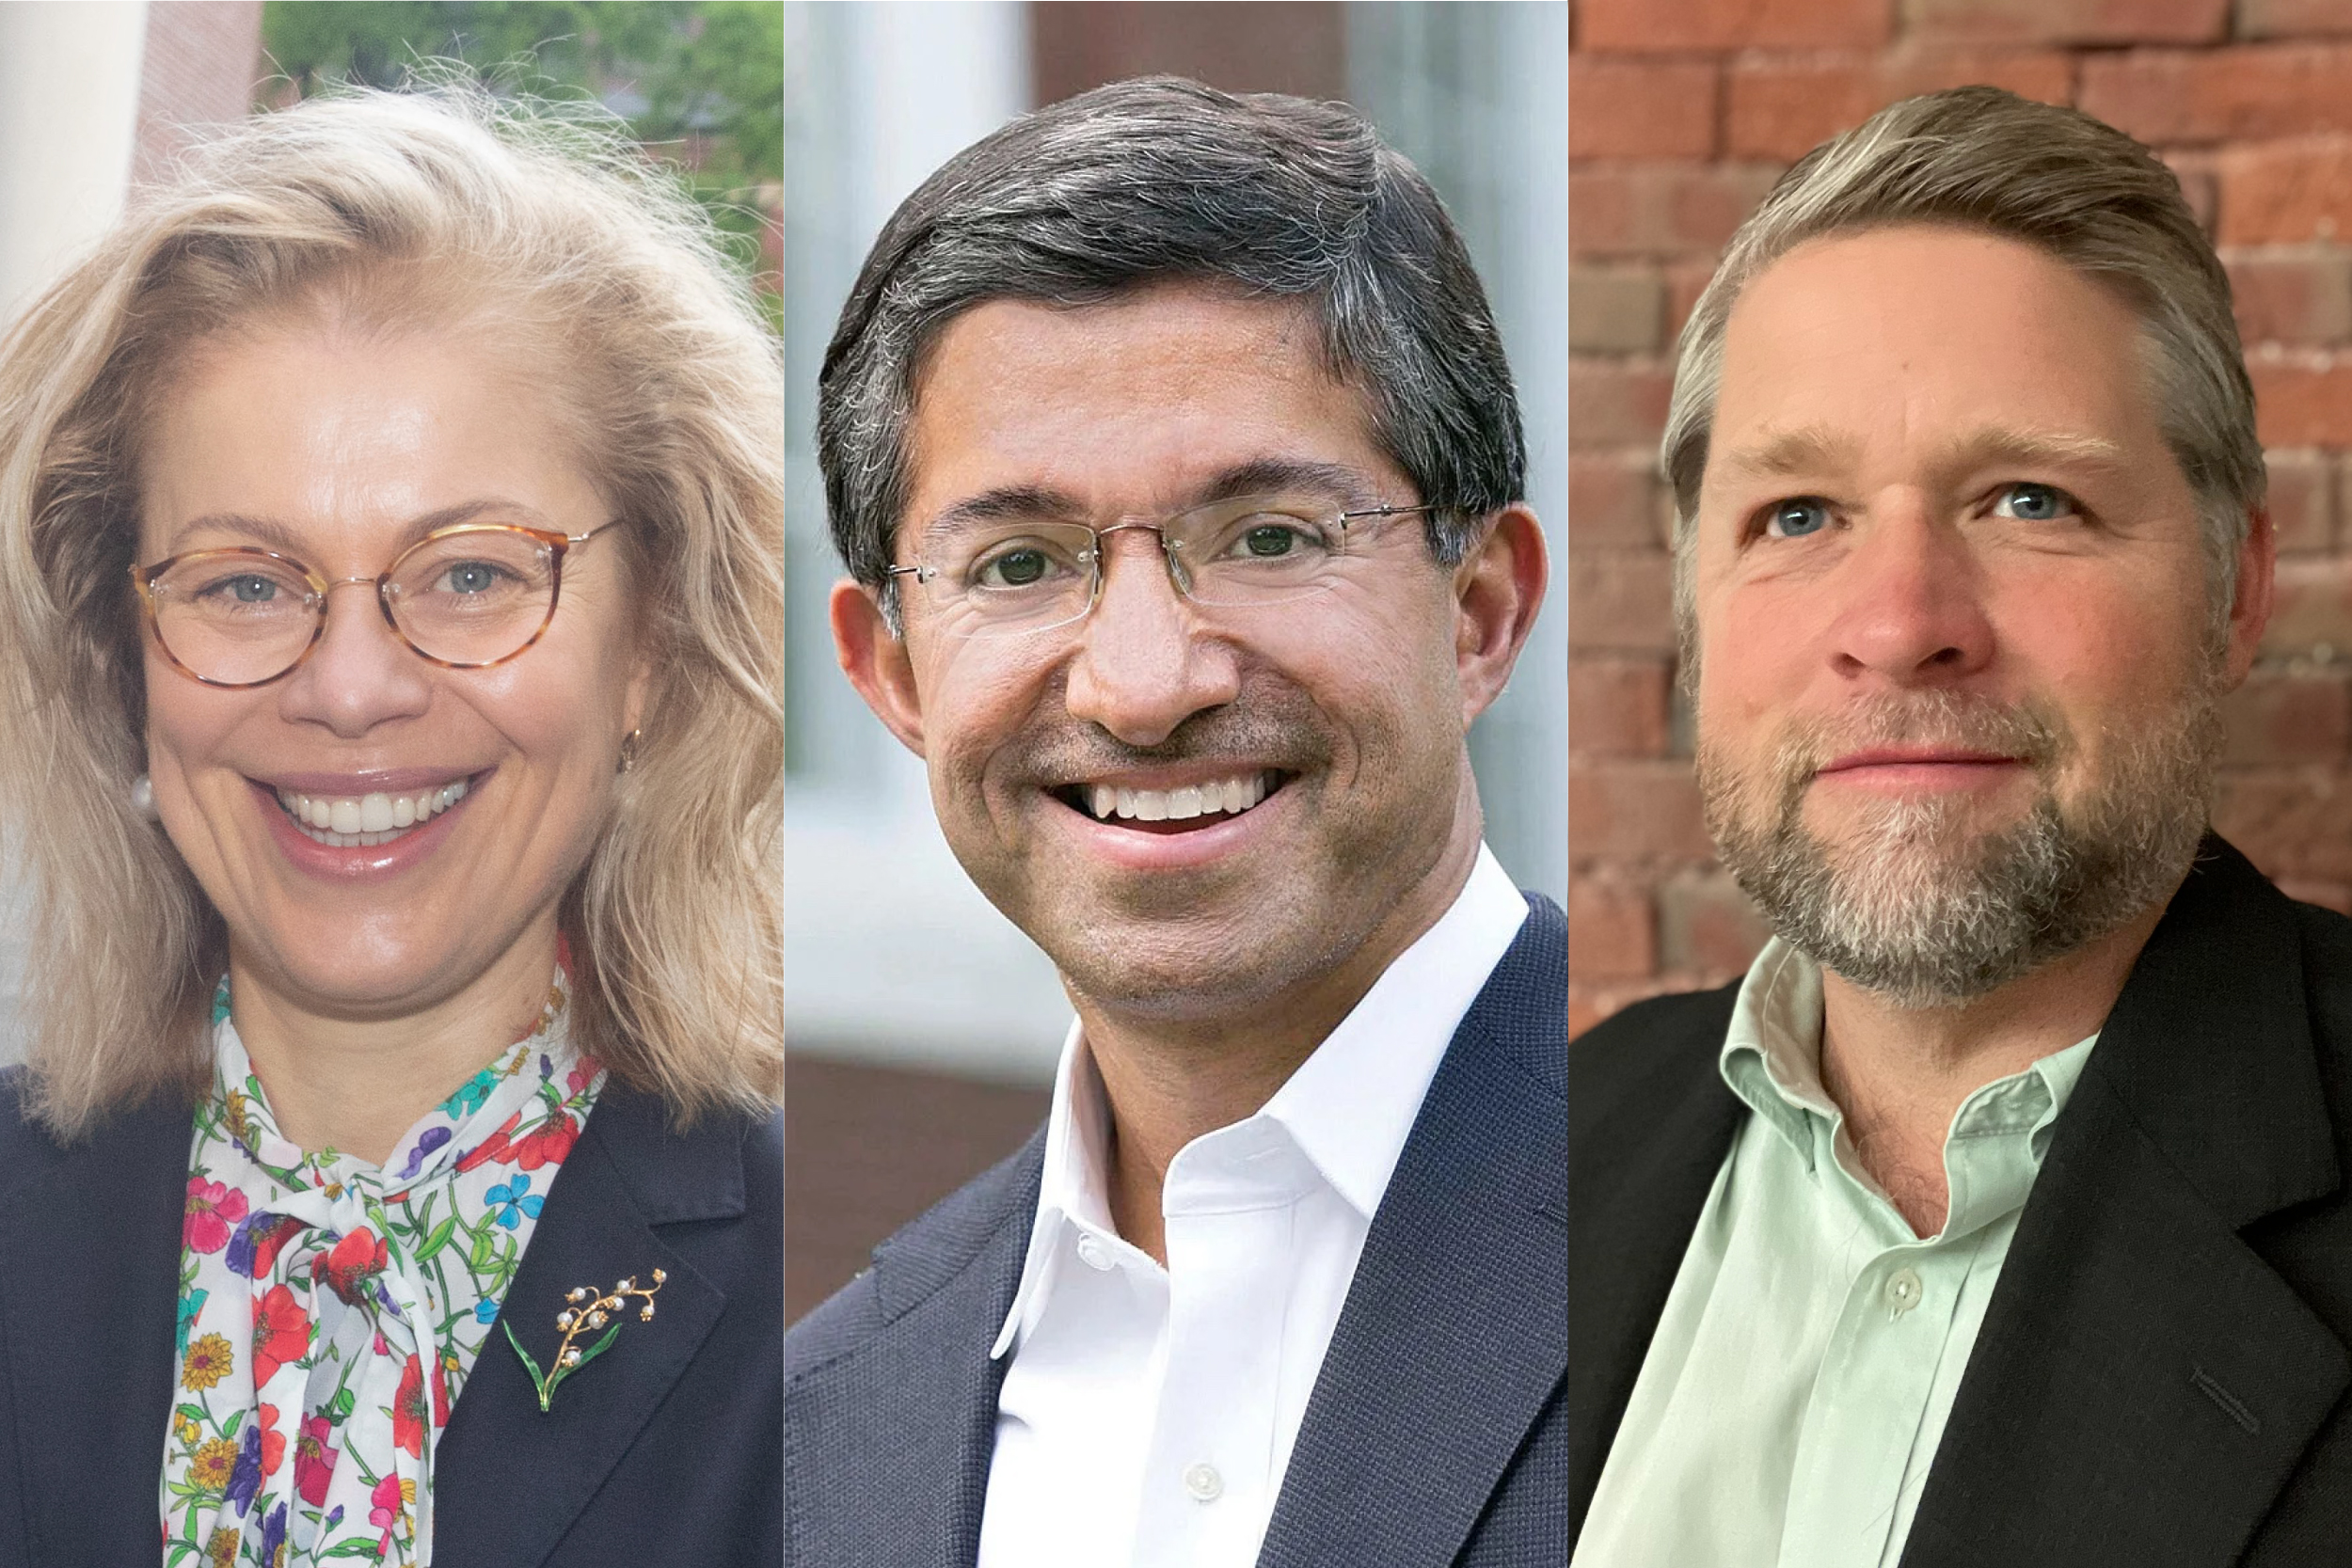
left=0, top=1, right=2347, bottom=1562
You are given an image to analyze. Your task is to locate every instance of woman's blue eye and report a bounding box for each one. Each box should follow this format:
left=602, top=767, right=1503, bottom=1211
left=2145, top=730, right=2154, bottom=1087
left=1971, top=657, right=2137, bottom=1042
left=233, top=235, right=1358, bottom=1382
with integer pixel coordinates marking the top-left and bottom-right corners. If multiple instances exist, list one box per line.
left=1765, top=499, right=1831, bottom=539
left=1993, top=483, right=2077, bottom=521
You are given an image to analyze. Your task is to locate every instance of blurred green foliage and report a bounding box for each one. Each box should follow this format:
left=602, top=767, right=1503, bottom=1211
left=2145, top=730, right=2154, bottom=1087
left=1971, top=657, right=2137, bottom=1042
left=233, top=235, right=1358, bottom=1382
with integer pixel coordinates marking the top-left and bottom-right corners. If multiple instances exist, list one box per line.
left=261, top=2, right=780, bottom=324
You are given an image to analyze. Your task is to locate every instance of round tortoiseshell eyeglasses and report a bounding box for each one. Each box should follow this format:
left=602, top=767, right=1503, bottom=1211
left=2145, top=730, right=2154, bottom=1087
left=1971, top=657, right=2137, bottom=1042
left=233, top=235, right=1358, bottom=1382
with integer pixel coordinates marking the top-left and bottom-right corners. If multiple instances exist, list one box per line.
left=131, top=520, right=627, bottom=689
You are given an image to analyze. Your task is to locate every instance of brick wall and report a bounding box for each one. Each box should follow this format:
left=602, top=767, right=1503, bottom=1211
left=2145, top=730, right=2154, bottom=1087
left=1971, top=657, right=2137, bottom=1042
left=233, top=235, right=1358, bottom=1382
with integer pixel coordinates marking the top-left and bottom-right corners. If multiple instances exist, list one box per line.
left=1568, top=0, right=2352, bottom=1033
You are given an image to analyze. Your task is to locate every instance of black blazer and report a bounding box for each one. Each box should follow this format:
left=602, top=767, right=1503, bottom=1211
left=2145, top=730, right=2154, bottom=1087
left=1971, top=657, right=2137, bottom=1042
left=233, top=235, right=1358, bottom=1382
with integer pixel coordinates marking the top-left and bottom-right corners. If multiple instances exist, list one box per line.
left=1568, top=836, right=2352, bottom=1563
left=0, top=1072, right=780, bottom=1566
left=785, top=895, right=1569, bottom=1568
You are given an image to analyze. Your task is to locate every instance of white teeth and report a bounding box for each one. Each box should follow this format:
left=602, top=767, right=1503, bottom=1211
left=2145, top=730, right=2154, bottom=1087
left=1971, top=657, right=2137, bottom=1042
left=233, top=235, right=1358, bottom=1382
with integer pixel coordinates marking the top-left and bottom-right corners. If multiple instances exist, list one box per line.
left=1085, top=771, right=1275, bottom=824
left=273, top=777, right=472, bottom=848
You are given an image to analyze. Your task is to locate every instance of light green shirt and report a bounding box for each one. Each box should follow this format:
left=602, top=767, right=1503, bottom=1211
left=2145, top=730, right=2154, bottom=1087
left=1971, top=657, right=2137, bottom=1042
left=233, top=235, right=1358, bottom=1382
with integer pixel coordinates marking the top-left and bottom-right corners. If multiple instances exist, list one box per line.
left=1574, top=939, right=2096, bottom=1568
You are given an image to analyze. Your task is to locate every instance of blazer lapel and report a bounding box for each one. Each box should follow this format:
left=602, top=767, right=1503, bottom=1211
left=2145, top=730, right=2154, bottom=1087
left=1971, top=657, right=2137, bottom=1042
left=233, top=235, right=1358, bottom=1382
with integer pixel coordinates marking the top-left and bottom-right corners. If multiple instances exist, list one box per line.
left=0, top=1089, right=192, bottom=1562
left=1255, top=897, right=1567, bottom=1568
left=785, top=1133, right=1041, bottom=1568
left=1565, top=983, right=1743, bottom=1527
left=1901, top=840, right=2350, bottom=1568
left=434, top=1085, right=744, bottom=1564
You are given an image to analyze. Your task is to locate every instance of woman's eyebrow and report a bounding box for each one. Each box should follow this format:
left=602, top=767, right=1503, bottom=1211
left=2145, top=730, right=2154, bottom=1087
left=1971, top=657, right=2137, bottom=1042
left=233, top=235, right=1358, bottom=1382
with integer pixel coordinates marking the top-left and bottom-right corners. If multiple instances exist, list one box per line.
left=158, top=498, right=560, bottom=559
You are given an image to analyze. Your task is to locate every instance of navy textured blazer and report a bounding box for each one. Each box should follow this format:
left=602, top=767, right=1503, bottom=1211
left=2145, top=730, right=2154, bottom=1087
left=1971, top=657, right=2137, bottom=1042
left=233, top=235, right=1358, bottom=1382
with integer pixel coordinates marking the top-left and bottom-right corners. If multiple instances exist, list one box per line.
left=786, top=895, right=1567, bottom=1568
left=1570, top=837, right=2352, bottom=1564
left=0, top=1072, right=780, bottom=1566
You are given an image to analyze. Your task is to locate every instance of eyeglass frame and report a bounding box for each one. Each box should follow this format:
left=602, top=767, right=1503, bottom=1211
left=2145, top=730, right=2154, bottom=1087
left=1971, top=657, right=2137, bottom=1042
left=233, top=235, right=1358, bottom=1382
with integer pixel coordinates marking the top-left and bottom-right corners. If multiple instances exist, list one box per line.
left=880, top=498, right=1439, bottom=638
left=129, top=518, right=629, bottom=689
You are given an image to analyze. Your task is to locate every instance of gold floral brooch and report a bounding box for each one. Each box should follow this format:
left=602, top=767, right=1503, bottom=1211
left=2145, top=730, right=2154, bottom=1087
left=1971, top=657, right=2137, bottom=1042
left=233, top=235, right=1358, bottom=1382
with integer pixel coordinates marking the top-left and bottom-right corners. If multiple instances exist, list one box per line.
left=503, top=1270, right=666, bottom=1413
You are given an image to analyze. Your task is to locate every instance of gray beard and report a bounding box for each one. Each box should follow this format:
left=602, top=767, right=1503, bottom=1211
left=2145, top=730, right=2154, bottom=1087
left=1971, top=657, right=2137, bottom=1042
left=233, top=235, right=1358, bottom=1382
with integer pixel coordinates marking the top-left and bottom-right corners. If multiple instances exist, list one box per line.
left=1697, top=688, right=2221, bottom=1010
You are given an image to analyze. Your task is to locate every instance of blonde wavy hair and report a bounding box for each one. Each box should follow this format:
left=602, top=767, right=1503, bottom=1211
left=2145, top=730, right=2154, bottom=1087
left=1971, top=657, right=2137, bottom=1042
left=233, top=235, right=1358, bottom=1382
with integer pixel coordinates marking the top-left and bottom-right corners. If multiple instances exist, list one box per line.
left=0, top=86, right=783, bottom=1137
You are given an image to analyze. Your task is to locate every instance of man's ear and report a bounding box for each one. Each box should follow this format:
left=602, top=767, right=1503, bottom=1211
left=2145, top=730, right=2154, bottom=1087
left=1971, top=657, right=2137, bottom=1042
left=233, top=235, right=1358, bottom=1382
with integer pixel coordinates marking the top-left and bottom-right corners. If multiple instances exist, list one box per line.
left=831, top=578, right=929, bottom=757
left=1452, top=503, right=1549, bottom=726
left=2222, top=503, right=2276, bottom=691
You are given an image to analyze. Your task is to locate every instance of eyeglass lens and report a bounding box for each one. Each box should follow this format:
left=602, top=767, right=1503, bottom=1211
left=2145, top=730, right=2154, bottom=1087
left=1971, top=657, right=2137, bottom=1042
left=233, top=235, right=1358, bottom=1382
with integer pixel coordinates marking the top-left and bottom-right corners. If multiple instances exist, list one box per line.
left=917, top=494, right=1359, bottom=639
left=146, top=529, right=563, bottom=684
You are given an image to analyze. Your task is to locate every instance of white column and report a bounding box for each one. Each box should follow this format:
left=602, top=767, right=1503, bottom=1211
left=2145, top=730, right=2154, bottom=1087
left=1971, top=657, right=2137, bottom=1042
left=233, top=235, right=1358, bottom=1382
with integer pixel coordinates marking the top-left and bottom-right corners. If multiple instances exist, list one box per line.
left=0, top=1, right=150, bottom=325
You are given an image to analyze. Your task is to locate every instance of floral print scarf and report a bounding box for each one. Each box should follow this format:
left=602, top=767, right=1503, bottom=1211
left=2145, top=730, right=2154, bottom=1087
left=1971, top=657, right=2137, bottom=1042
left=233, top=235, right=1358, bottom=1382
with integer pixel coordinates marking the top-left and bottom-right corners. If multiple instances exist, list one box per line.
left=163, top=972, right=603, bottom=1566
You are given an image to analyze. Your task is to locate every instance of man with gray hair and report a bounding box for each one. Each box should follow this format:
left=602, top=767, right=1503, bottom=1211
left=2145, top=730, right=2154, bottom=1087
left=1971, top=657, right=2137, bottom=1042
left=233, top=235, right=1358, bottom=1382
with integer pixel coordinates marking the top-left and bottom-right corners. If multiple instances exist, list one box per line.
left=787, top=77, right=1563, bottom=1566
left=1570, top=87, right=2352, bottom=1565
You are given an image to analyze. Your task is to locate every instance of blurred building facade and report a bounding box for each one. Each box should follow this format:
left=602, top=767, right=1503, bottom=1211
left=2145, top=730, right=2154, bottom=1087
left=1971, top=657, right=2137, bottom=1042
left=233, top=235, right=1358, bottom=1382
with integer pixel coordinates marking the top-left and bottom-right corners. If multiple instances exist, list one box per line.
left=0, top=1, right=265, bottom=1061
left=784, top=0, right=1567, bottom=1316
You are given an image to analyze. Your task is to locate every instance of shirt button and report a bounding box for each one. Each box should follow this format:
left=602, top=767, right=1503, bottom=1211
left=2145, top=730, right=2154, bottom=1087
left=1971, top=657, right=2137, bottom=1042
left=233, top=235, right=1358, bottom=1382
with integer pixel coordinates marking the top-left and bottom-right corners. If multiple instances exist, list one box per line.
left=1074, top=1234, right=1114, bottom=1272
left=1885, top=1267, right=1924, bottom=1320
left=1184, top=1463, right=1224, bottom=1502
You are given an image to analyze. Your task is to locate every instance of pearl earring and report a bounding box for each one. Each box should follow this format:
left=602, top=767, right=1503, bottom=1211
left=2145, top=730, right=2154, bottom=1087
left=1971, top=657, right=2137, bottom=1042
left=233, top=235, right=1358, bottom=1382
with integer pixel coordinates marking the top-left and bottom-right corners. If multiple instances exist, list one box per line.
left=130, top=774, right=158, bottom=820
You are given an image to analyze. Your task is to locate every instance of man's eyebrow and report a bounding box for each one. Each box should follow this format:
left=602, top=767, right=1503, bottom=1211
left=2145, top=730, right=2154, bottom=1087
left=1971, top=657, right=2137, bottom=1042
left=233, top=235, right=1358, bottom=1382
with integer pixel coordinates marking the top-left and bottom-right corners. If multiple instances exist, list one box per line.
left=1713, top=426, right=1860, bottom=484
left=1932, top=428, right=2132, bottom=478
left=1711, top=426, right=2134, bottom=486
left=160, top=499, right=557, bottom=560
left=918, top=460, right=1387, bottom=546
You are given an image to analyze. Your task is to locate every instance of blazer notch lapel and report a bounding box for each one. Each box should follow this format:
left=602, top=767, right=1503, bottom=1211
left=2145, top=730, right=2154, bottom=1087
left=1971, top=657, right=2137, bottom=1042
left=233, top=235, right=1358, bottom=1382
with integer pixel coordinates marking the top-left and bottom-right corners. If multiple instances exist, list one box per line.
left=432, top=1093, right=741, bottom=1566
left=1902, top=1077, right=2351, bottom=1568
left=1256, top=922, right=1568, bottom=1568
left=1565, top=983, right=1744, bottom=1523
left=787, top=1150, right=1039, bottom=1568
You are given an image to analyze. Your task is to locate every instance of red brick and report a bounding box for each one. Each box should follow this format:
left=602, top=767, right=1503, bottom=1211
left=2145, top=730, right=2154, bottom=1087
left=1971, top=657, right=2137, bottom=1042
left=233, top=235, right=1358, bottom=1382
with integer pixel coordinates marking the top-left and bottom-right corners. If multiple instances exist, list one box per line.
left=2214, top=768, right=2352, bottom=880
left=1657, top=869, right=1772, bottom=975
left=1570, top=357, right=1677, bottom=451
left=2228, top=247, right=2352, bottom=345
left=2265, top=449, right=2336, bottom=554
left=1905, top=0, right=2226, bottom=46
left=2080, top=45, right=2352, bottom=146
left=1569, top=453, right=1668, bottom=548
left=2217, top=138, right=2352, bottom=245
left=2221, top=670, right=2352, bottom=765
left=1570, top=59, right=1718, bottom=162
left=1570, top=657, right=1674, bottom=756
left=1570, top=262, right=1667, bottom=355
left=2165, top=150, right=2220, bottom=234
left=2250, top=351, right=2352, bottom=447
left=1568, top=551, right=1678, bottom=654
left=1727, top=49, right=2074, bottom=162
left=2241, top=0, right=2352, bottom=40
left=1570, top=761, right=1715, bottom=863
left=1568, top=878, right=1659, bottom=979
left=1570, top=165, right=1785, bottom=259
left=1581, top=0, right=1894, bottom=52
left=1665, top=259, right=1720, bottom=343
left=2261, top=557, right=2352, bottom=658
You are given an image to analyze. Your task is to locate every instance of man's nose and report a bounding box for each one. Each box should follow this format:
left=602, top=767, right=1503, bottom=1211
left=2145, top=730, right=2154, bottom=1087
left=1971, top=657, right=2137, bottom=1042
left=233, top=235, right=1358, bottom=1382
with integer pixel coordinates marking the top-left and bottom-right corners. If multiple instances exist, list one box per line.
left=1061, top=530, right=1241, bottom=746
left=276, top=580, right=435, bottom=736
left=1823, top=495, right=1995, bottom=685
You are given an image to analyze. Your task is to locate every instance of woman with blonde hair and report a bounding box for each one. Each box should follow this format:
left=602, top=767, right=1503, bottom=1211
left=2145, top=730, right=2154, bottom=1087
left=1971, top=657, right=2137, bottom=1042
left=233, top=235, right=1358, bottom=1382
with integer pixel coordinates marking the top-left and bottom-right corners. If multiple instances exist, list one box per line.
left=0, top=85, right=780, bottom=1564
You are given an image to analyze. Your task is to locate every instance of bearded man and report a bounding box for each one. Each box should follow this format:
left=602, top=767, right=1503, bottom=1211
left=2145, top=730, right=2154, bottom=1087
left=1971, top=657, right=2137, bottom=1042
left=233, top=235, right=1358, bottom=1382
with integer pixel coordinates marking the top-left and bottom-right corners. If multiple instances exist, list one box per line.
left=1569, top=87, right=2352, bottom=1567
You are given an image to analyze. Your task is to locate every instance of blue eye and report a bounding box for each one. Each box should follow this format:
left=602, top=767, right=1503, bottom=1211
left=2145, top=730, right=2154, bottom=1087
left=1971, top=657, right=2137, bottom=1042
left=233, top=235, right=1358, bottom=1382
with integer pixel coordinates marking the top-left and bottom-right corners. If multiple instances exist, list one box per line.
left=1992, top=483, right=2079, bottom=521
left=1764, top=499, right=1831, bottom=539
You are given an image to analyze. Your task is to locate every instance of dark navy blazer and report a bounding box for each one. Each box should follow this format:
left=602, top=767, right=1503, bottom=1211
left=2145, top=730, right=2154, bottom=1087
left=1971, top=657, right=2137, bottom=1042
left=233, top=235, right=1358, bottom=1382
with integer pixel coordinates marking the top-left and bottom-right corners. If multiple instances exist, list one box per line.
left=786, top=895, right=1568, bottom=1568
left=0, top=1071, right=780, bottom=1566
left=1571, top=838, right=2352, bottom=1565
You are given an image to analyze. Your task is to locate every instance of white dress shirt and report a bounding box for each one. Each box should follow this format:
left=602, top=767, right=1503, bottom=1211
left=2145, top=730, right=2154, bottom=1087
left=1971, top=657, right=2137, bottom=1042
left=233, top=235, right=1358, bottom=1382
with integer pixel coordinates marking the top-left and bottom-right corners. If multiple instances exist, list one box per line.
left=975, top=844, right=1529, bottom=1568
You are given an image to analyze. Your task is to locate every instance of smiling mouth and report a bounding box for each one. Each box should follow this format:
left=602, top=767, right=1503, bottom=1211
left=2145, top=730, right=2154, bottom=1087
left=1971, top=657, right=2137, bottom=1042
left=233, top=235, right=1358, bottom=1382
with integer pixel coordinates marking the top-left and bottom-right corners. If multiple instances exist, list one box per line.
left=1056, top=769, right=1287, bottom=832
left=270, top=776, right=478, bottom=848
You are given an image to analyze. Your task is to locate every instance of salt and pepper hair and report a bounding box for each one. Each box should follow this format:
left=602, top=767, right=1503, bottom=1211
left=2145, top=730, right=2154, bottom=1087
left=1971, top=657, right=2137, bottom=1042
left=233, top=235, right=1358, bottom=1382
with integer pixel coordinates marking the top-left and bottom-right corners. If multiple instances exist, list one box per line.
left=817, top=74, right=1525, bottom=619
left=0, top=87, right=783, bottom=1137
left=1662, top=86, right=2265, bottom=644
